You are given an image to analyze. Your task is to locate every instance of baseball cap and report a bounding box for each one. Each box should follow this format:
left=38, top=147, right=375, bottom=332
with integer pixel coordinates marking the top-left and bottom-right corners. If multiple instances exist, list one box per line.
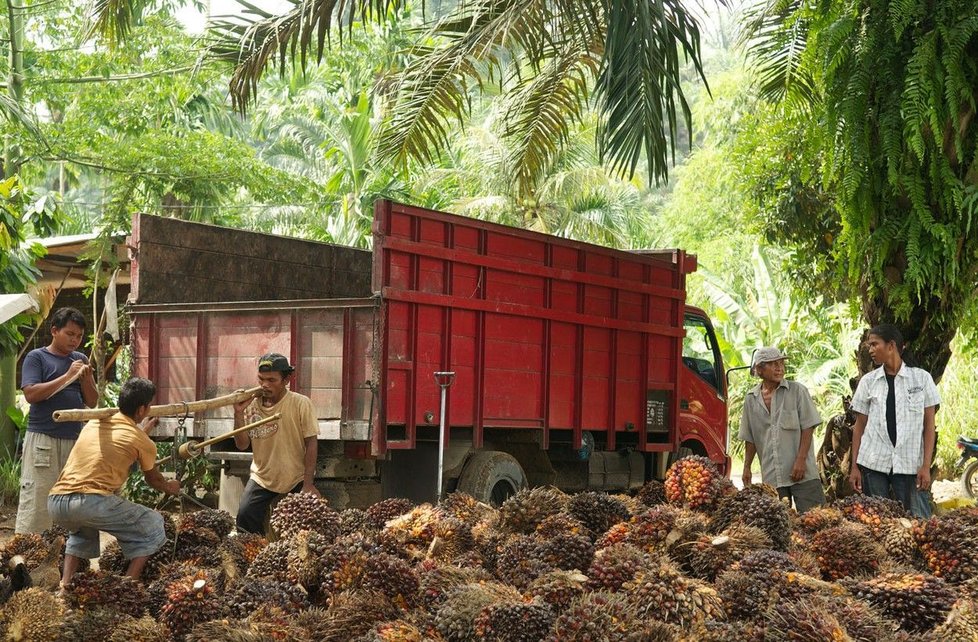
left=257, top=353, right=295, bottom=374
left=751, top=347, right=788, bottom=369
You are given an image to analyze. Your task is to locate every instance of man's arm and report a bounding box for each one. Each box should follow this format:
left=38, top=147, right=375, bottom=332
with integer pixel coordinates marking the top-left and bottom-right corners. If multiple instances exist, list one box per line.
left=232, top=396, right=251, bottom=451
left=918, top=405, right=937, bottom=490
left=792, top=426, right=816, bottom=482
left=302, top=435, right=319, bottom=495
left=849, top=413, right=868, bottom=492
left=22, top=358, right=91, bottom=404
left=742, top=441, right=756, bottom=487
left=143, top=466, right=181, bottom=496
left=79, top=359, right=97, bottom=408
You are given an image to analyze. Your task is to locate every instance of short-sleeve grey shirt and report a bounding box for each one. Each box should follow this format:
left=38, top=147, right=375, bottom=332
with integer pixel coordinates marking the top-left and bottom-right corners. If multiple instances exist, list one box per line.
left=739, top=379, right=822, bottom=488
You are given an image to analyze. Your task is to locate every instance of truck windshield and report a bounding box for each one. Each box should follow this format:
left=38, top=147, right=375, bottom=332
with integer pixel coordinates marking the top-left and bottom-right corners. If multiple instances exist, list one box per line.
left=683, top=316, right=720, bottom=392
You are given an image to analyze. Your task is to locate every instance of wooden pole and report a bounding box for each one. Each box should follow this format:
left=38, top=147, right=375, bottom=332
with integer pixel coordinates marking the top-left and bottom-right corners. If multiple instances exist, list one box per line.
left=156, top=413, right=281, bottom=466
left=52, top=387, right=262, bottom=422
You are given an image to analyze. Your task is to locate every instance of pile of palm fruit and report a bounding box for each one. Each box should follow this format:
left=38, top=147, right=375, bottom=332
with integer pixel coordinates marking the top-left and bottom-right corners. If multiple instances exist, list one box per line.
left=0, top=455, right=976, bottom=641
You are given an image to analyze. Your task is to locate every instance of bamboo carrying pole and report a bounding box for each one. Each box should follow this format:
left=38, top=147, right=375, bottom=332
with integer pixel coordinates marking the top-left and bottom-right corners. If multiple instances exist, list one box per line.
left=156, top=413, right=281, bottom=466
left=52, top=387, right=263, bottom=422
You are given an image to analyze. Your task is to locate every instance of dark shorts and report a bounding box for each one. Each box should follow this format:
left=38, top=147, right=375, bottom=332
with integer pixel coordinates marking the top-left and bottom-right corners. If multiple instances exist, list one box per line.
left=48, top=493, right=166, bottom=559
left=236, top=478, right=303, bottom=536
left=777, top=478, right=826, bottom=513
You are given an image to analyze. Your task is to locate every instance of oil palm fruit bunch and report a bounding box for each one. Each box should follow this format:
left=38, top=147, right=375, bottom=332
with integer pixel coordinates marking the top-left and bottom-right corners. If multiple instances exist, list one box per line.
left=879, top=518, right=923, bottom=568
left=495, top=535, right=554, bottom=589
left=679, top=620, right=766, bottom=642
left=710, top=486, right=792, bottom=551
left=359, top=618, right=429, bottom=642
left=792, top=506, right=845, bottom=543
left=843, top=572, right=958, bottom=633
left=664, top=455, right=731, bottom=510
left=624, top=558, right=725, bottom=626
left=474, top=597, right=557, bottom=642
left=762, top=595, right=852, bottom=642
left=219, top=531, right=268, bottom=575
left=159, top=571, right=224, bottom=638
left=146, top=560, right=200, bottom=617
left=223, top=577, right=309, bottom=619
left=362, top=552, right=420, bottom=609
left=315, top=590, right=401, bottom=641
left=173, top=526, right=222, bottom=565
left=566, top=492, right=630, bottom=536
left=547, top=591, right=646, bottom=642
left=365, top=497, right=415, bottom=529
left=427, top=516, right=477, bottom=563
left=380, top=504, right=440, bottom=560
left=434, top=581, right=522, bottom=642
left=525, top=570, right=589, bottom=614
left=286, top=529, right=331, bottom=592
left=340, top=508, right=376, bottom=535
left=318, top=535, right=376, bottom=599
left=246, top=537, right=293, bottom=583
left=270, top=492, right=341, bottom=539
left=836, top=495, right=908, bottom=535
left=637, top=480, right=668, bottom=507
left=595, top=504, right=680, bottom=554
left=58, top=608, right=132, bottom=642
left=913, top=511, right=978, bottom=583
left=0, top=587, right=64, bottom=642
left=498, top=487, right=569, bottom=534
left=177, top=509, right=235, bottom=539
left=687, top=524, right=771, bottom=581
left=587, top=542, right=656, bottom=592
left=0, top=533, right=50, bottom=570
left=810, top=522, right=884, bottom=580
left=925, top=598, right=978, bottom=642
left=438, top=491, right=494, bottom=526
left=107, top=615, right=169, bottom=642
left=63, top=570, right=148, bottom=617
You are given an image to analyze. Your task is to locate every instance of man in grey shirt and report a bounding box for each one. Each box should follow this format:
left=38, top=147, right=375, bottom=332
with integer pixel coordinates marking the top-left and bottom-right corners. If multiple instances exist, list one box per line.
left=740, top=347, right=825, bottom=513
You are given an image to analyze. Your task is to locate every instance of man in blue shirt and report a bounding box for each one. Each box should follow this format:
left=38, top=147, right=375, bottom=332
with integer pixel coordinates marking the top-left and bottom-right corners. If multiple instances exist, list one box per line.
left=17, top=307, right=97, bottom=534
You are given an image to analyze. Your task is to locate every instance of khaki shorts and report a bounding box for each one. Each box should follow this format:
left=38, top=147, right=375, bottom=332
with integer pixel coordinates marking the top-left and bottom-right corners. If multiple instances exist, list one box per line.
left=16, top=432, right=75, bottom=534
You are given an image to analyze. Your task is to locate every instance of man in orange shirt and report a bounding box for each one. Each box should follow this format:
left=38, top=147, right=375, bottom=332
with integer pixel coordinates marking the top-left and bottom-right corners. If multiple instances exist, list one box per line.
left=48, top=378, right=180, bottom=585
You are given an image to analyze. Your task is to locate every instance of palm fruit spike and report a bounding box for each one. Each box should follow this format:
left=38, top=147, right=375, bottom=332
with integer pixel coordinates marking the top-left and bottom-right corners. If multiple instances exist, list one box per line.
left=525, top=570, right=588, bottom=614
left=286, top=529, right=331, bottom=592
left=286, top=606, right=330, bottom=641
left=793, top=505, right=845, bottom=542
left=365, top=497, right=415, bottom=529
left=340, top=508, right=376, bottom=535
left=183, top=618, right=273, bottom=642
left=379, top=504, right=440, bottom=560
left=0, top=533, right=49, bottom=570
left=637, top=479, right=668, bottom=507
left=270, top=492, right=341, bottom=539
left=322, top=590, right=403, bottom=641
left=586, top=542, right=655, bottom=592
left=0, top=588, right=65, bottom=642
left=763, top=596, right=853, bottom=642
left=63, top=570, right=149, bottom=617
left=159, top=572, right=223, bottom=638
left=434, top=582, right=522, bottom=642
left=843, top=572, right=958, bottom=633
left=426, top=516, right=477, bottom=563
left=177, top=508, right=235, bottom=539
left=537, top=528, right=595, bottom=573
left=107, top=615, right=169, bottom=642
left=224, top=577, right=309, bottom=619
left=679, top=620, right=767, bottom=642
left=828, top=594, right=905, bottom=642
left=57, top=608, right=131, bottom=642
left=663, top=455, right=730, bottom=510
left=173, top=525, right=221, bottom=565
left=913, top=513, right=978, bottom=583
left=145, top=560, right=199, bottom=617
left=549, top=591, right=646, bottom=642
left=595, top=504, right=680, bottom=553
left=497, top=486, right=569, bottom=534
left=880, top=517, right=924, bottom=568
left=624, top=558, right=726, bottom=626
left=810, top=521, right=884, bottom=580
left=219, top=531, right=268, bottom=575
left=474, top=597, right=557, bottom=642
left=566, top=491, right=631, bottom=536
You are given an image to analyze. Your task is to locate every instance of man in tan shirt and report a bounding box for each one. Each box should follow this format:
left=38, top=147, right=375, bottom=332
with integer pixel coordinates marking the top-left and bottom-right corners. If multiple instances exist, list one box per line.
left=233, top=353, right=320, bottom=534
left=48, top=377, right=180, bottom=585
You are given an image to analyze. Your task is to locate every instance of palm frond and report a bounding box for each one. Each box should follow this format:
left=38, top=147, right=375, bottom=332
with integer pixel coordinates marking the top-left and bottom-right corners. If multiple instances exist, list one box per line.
left=209, top=0, right=406, bottom=110
left=740, top=0, right=818, bottom=105
left=86, top=0, right=148, bottom=46
left=595, top=0, right=705, bottom=184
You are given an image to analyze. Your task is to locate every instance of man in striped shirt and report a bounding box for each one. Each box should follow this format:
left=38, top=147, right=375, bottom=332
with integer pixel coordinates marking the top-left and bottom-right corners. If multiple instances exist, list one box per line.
left=849, top=324, right=940, bottom=517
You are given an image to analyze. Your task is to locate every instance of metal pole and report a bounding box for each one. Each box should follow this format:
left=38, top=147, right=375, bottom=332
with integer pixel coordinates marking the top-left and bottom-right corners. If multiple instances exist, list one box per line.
left=434, top=371, right=455, bottom=502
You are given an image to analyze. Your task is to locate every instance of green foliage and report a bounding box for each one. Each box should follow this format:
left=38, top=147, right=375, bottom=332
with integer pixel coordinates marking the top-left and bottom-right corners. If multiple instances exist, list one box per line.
left=0, top=455, right=21, bottom=508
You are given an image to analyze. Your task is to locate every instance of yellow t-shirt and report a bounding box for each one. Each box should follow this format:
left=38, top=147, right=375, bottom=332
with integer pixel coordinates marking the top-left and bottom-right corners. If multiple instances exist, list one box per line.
left=243, top=391, right=318, bottom=493
left=50, top=412, right=157, bottom=496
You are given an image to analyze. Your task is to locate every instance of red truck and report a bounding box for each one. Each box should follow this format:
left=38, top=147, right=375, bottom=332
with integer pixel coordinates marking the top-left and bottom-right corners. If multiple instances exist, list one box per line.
left=129, top=200, right=730, bottom=510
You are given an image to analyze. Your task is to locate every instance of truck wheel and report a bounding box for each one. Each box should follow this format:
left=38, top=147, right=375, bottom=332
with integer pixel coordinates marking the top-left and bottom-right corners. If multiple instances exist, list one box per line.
left=962, top=460, right=978, bottom=499
left=456, top=451, right=527, bottom=507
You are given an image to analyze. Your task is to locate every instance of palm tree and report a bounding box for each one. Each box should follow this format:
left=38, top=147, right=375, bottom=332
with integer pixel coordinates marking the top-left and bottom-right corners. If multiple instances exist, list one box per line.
left=91, top=0, right=714, bottom=197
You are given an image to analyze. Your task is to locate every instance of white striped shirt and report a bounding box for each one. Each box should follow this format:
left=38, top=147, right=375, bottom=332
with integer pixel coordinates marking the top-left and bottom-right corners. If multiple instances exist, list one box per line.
left=851, top=363, right=939, bottom=475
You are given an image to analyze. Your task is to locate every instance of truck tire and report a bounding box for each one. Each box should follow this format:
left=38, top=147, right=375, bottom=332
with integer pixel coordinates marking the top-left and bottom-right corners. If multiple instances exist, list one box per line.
left=456, top=451, right=527, bottom=507
left=962, top=459, right=978, bottom=499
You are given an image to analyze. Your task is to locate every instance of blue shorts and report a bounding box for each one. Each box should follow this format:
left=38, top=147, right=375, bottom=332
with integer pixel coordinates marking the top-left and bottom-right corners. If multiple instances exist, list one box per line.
left=47, top=493, right=166, bottom=560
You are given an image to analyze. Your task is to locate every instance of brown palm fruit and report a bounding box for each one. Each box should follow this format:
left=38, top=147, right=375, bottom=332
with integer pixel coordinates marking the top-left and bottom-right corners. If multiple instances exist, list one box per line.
left=625, top=558, right=725, bottom=626
left=787, top=545, right=823, bottom=578
left=315, top=590, right=405, bottom=641
left=810, top=522, right=883, bottom=580
left=434, top=582, right=522, bottom=642
left=612, top=493, right=646, bottom=517
left=159, top=571, right=224, bottom=638
left=365, top=497, right=415, bottom=529
left=715, top=568, right=777, bottom=622
left=59, top=608, right=132, bottom=642
left=596, top=505, right=680, bottom=554
left=438, top=491, right=495, bottom=526
left=547, top=591, right=646, bottom=642
left=637, top=480, right=668, bottom=507
left=844, top=572, right=958, bottom=633
left=710, top=487, right=792, bottom=551
left=535, top=513, right=593, bottom=540
left=475, top=599, right=556, bottom=642
left=925, top=598, right=978, bottom=642
left=224, top=577, right=309, bottom=619
left=498, top=487, right=569, bottom=534
left=97, top=540, right=128, bottom=574
left=64, top=570, right=149, bottom=617
left=174, top=525, right=222, bottom=565
left=494, top=535, right=553, bottom=589
left=417, top=560, right=492, bottom=610
left=828, top=595, right=906, bottom=642
left=246, top=604, right=293, bottom=635
left=664, top=508, right=711, bottom=570
left=426, top=516, right=477, bottom=563
left=184, top=619, right=276, bottom=642
left=537, top=529, right=595, bottom=574
left=339, top=508, right=376, bottom=535
left=567, top=491, right=630, bottom=536
left=525, top=570, right=588, bottom=614
left=913, top=513, right=978, bottom=583
left=178, top=508, right=235, bottom=539
left=586, top=542, right=656, bottom=592
left=688, top=524, right=771, bottom=581
left=880, top=517, right=924, bottom=568
left=762, top=596, right=853, bottom=642
left=246, top=537, right=293, bottom=582
left=664, top=455, right=734, bottom=511
left=286, top=529, right=330, bottom=592
left=679, top=620, right=766, bottom=642
left=107, top=615, right=169, bottom=642
left=270, top=493, right=341, bottom=539
left=0, top=588, right=65, bottom=642
left=379, top=504, right=439, bottom=560
left=836, top=494, right=909, bottom=535
left=471, top=526, right=507, bottom=574
left=219, top=531, right=268, bottom=575
left=362, top=552, right=420, bottom=609
left=146, top=560, right=200, bottom=617
left=793, top=506, right=845, bottom=542
left=318, top=536, right=374, bottom=601
left=623, top=620, right=682, bottom=642
left=474, top=597, right=557, bottom=642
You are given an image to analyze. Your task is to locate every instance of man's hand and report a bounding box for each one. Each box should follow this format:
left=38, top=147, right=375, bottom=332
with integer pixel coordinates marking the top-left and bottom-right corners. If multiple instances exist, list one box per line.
left=139, top=417, right=158, bottom=434
left=849, top=466, right=862, bottom=493
left=301, top=482, right=321, bottom=497
left=790, top=457, right=807, bottom=482
left=741, top=468, right=752, bottom=488
left=162, top=479, right=182, bottom=495
left=67, top=359, right=90, bottom=380
left=917, top=464, right=932, bottom=491
left=233, top=390, right=253, bottom=415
